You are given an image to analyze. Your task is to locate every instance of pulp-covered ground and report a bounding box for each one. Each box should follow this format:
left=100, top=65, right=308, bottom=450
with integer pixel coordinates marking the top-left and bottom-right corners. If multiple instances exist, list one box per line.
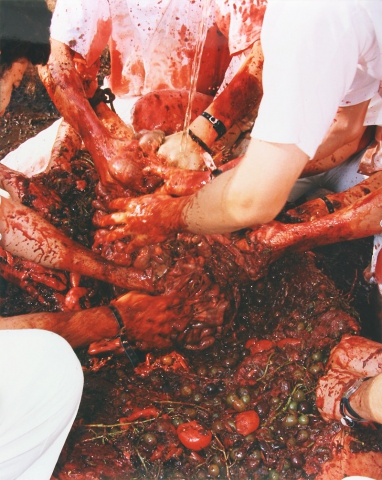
left=1, top=66, right=382, bottom=480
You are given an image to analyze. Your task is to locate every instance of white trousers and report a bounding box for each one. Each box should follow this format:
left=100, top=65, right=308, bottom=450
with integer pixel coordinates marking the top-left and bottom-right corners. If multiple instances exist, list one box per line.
left=0, top=329, right=83, bottom=480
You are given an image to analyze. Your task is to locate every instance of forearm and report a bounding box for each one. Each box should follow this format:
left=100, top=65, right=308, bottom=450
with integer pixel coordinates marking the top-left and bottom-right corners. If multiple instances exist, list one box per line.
left=310, top=100, right=370, bottom=163
left=39, top=40, right=107, bottom=151
left=271, top=189, right=382, bottom=254
left=0, top=197, right=141, bottom=290
left=183, top=140, right=307, bottom=234
left=0, top=306, right=118, bottom=348
left=188, top=41, right=263, bottom=147
left=301, top=125, right=371, bottom=177
left=350, top=375, right=382, bottom=424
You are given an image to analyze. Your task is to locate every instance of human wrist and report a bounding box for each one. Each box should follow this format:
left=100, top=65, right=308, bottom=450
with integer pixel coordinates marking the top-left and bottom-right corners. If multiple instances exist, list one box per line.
left=108, top=304, right=139, bottom=366
left=200, top=111, right=227, bottom=139
left=188, top=113, right=220, bottom=146
left=319, top=195, right=335, bottom=214
left=164, top=195, right=191, bottom=235
left=340, top=376, right=372, bottom=426
left=349, top=374, right=382, bottom=425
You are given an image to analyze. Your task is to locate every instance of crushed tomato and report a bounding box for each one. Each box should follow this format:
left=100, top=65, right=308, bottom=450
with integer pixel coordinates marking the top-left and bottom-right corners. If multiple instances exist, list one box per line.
left=235, top=410, right=260, bottom=436
left=177, top=420, right=212, bottom=451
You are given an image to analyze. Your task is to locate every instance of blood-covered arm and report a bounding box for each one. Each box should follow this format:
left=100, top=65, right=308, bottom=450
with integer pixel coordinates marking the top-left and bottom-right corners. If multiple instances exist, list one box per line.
left=0, top=291, right=193, bottom=350
left=0, top=195, right=146, bottom=290
left=94, top=139, right=309, bottom=243
left=39, top=39, right=115, bottom=184
left=300, top=101, right=371, bottom=177
left=158, top=41, right=264, bottom=169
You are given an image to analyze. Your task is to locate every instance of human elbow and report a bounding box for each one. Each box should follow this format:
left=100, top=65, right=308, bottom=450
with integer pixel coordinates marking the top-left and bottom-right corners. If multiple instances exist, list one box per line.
left=225, top=187, right=283, bottom=229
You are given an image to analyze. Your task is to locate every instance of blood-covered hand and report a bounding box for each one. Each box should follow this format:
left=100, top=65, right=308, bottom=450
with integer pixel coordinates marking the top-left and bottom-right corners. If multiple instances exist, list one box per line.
left=204, top=221, right=296, bottom=284
left=100, top=137, right=163, bottom=194
left=0, top=163, right=62, bottom=215
left=93, top=194, right=190, bottom=252
left=143, top=163, right=211, bottom=196
left=158, top=131, right=206, bottom=170
left=137, top=129, right=165, bottom=155
left=112, top=291, right=193, bottom=350
left=283, top=198, right=334, bottom=222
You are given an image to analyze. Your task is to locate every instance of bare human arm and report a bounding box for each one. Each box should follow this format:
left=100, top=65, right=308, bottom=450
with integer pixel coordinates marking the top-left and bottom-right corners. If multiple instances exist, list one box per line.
left=158, top=40, right=264, bottom=170
left=0, top=195, right=148, bottom=290
left=301, top=100, right=371, bottom=177
left=158, top=37, right=369, bottom=175
left=94, top=139, right=309, bottom=244
left=0, top=291, right=195, bottom=350
left=39, top=40, right=139, bottom=187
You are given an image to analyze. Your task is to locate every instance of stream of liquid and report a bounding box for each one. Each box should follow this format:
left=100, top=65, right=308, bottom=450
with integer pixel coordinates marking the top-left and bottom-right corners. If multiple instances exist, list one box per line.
left=180, top=0, right=213, bottom=155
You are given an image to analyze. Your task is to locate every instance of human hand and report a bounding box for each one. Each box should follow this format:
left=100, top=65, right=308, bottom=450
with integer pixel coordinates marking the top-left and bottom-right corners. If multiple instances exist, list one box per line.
left=112, top=291, right=193, bottom=350
left=143, top=163, right=211, bottom=196
left=89, top=103, right=163, bottom=192
left=137, top=129, right=165, bottom=155
left=283, top=198, right=334, bottom=223
left=0, top=163, right=62, bottom=214
left=158, top=131, right=206, bottom=170
left=93, top=194, right=189, bottom=252
left=104, top=137, right=163, bottom=193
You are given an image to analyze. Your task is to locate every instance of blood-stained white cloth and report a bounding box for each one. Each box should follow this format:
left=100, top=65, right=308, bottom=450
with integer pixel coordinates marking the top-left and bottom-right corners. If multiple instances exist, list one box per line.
left=214, top=0, right=266, bottom=56
left=251, top=0, right=382, bottom=159
left=213, top=0, right=267, bottom=94
left=51, top=0, right=214, bottom=97
left=0, top=329, right=83, bottom=480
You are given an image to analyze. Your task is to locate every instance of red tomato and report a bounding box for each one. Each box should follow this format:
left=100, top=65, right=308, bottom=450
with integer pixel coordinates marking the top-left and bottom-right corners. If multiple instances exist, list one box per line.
left=235, top=410, right=260, bottom=436
left=177, top=421, right=212, bottom=451
left=249, top=339, right=275, bottom=355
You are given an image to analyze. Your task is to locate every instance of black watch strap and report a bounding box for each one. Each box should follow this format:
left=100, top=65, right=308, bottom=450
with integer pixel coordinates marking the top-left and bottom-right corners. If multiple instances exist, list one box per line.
left=201, top=111, right=227, bottom=139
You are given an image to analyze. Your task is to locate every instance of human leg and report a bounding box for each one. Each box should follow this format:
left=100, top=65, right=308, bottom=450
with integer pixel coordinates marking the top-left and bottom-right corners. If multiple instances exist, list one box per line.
left=0, top=329, right=83, bottom=480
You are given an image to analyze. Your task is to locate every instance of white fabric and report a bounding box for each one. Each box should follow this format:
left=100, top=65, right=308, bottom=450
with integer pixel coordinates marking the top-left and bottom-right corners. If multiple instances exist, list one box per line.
left=288, top=148, right=368, bottom=203
left=51, top=0, right=214, bottom=97
left=251, top=0, right=382, bottom=159
left=365, top=82, right=382, bottom=126
left=2, top=0, right=216, bottom=176
left=370, top=233, right=382, bottom=293
left=1, top=119, right=63, bottom=176
left=342, top=477, right=376, bottom=480
left=0, top=329, right=83, bottom=480
left=214, top=0, right=266, bottom=55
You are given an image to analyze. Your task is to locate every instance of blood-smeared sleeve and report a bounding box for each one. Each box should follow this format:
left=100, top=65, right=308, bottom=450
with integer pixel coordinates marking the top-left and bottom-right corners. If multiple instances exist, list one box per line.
left=50, top=0, right=112, bottom=66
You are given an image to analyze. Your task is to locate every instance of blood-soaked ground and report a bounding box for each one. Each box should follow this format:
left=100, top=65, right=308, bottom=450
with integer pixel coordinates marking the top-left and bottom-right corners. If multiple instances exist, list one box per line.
left=1, top=67, right=381, bottom=479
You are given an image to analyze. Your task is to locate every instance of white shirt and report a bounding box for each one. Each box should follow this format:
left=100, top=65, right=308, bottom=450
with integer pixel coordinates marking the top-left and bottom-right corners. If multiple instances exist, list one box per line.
left=214, top=0, right=267, bottom=55
left=251, top=0, right=382, bottom=158
left=51, top=0, right=214, bottom=97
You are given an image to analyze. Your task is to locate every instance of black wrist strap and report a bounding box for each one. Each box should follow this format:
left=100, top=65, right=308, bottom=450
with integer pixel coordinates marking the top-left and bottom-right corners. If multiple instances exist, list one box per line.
left=188, top=129, right=214, bottom=156
left=89, top=87, right=116, bottom=113
left=321, top=196, right=335, bottom=214
left=109, top=305, right=140, bottom=367
left=201, top=111, right=227, bottom=139
left=340, top=377, right=371, bottom=427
